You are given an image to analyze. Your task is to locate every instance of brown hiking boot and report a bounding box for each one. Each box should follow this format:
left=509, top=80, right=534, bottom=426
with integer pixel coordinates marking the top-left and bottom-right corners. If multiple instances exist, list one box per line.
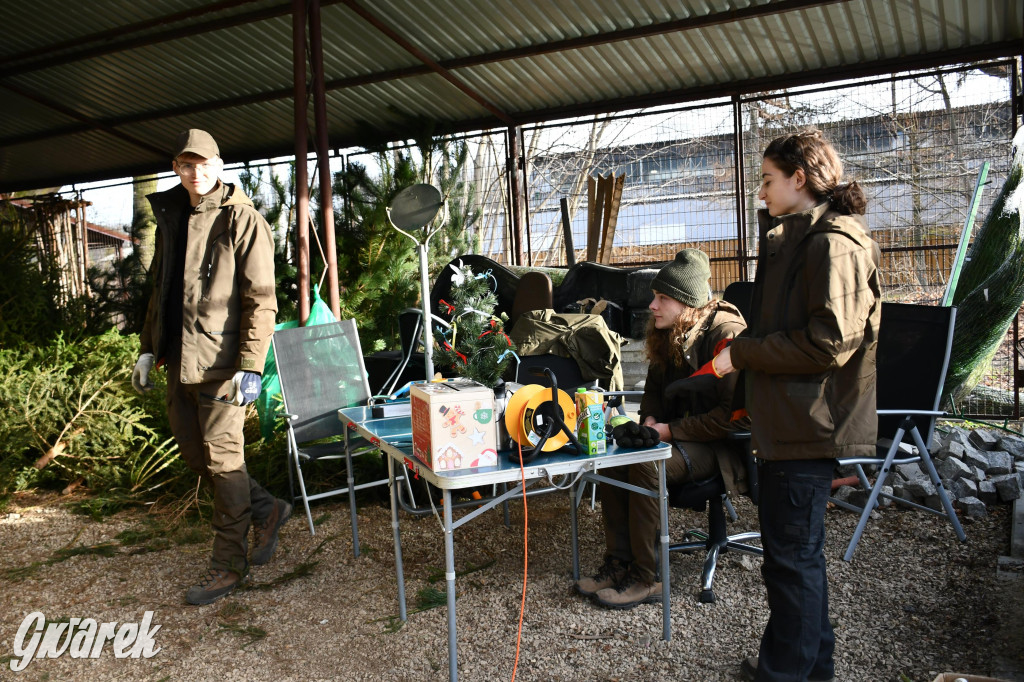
left=575, top=557, right=629, bottom=597
left=593, top=569, right=662, bottom=610
left=185, top=568, right=245, bottom=605
left=251, top=499, right=292, bottom=566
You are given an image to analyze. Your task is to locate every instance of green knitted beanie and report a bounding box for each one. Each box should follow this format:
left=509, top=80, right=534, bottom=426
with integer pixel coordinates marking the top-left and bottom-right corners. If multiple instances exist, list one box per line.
left=651, top=249, right=711, bottom=308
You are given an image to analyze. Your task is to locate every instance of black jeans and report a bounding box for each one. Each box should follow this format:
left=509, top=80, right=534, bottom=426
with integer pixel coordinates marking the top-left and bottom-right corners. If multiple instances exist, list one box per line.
left=755, top=458, right=835, bottom=682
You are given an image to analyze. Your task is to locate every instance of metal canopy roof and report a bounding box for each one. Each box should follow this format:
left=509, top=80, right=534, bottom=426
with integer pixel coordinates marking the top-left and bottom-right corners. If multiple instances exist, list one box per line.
left=1, top=0, right=1021, bottom=193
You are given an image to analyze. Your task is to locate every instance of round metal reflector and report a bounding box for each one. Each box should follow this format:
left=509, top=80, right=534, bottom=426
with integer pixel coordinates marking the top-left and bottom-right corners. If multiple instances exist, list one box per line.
left=388, top=183, right=443, bottom=231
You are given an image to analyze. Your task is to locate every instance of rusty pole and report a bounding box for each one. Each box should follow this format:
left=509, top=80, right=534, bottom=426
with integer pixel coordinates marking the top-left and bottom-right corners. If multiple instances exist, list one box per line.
left=507, top=126, right=523, bottom=266
left=293, top=0, right=310, bottom=324
left=309, top=0, right=340, bottom=320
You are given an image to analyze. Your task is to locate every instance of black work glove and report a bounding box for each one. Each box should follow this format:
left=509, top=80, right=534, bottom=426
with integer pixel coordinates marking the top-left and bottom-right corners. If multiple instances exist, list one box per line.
left=612, top=421, right=660, bottom=449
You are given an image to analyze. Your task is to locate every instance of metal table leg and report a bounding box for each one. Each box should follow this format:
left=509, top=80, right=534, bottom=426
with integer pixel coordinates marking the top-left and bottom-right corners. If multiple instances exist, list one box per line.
left=658, top=459, right=671, bottom=641
left=388, top=455, right=407, bottom=622
left=345, top=427, right=360, bottom=558
left=443, top=488, right=458, bottom=681
left=570, top=481, right=581, bottom=580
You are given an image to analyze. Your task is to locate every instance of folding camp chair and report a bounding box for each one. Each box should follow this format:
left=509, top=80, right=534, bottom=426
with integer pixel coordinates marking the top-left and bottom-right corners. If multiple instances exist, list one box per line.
left=832, top=302, right=967, bottom=561
left=273, top=319, right=410, bottom=553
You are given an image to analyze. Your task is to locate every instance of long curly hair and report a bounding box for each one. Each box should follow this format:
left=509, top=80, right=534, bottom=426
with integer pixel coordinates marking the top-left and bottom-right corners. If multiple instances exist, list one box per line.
left=645, top=300, right=718, bottom=369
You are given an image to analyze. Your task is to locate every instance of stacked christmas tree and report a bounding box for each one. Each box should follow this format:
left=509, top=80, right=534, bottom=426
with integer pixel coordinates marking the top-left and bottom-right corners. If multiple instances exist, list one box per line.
left=433, top=261, right=516, bottom=388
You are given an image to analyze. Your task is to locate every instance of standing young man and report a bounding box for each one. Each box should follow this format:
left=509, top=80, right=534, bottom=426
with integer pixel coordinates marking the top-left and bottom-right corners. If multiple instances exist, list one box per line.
left=132, top=129, right=291, bottom=605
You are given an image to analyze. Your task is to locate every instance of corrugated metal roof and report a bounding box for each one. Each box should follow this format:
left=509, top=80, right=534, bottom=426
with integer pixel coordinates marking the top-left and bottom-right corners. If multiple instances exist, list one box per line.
left=1, top=0, right=1020, bottom=192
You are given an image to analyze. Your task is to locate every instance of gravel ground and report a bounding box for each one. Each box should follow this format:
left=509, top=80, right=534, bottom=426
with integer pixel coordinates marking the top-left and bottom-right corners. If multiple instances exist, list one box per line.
left=1, top=484, right=1022, bottom=682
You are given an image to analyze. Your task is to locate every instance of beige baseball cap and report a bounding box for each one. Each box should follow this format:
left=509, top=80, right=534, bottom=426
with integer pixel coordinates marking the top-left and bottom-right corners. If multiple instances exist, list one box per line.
left=172, top=129, right=219, bottom=159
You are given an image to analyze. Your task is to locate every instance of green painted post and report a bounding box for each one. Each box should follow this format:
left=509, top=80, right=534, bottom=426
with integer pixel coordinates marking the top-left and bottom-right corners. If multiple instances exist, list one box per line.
left=942, top=162, right=990, bottom=307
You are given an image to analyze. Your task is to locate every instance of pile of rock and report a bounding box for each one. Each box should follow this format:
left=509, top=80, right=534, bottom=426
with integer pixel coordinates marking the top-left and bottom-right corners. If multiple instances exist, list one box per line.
left=833, top=425, right=1024, bottom=518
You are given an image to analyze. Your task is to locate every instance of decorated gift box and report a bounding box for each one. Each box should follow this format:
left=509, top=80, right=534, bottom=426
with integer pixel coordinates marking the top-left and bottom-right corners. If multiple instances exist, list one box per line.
left=410, top=378, right=498, bottom=471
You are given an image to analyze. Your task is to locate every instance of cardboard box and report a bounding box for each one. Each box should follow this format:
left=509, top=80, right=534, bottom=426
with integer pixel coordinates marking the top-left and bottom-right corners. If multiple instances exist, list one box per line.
left=410, top=379, right=498, bottom=471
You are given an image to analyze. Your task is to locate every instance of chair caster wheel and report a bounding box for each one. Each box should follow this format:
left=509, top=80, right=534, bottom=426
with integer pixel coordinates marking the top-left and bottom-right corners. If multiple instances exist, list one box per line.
left=699, top=589, right=716, bottom=604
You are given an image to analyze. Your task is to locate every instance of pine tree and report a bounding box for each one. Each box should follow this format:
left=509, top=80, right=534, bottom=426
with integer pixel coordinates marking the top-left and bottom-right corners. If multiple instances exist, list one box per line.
left=433, top=261, right=515, bottom=388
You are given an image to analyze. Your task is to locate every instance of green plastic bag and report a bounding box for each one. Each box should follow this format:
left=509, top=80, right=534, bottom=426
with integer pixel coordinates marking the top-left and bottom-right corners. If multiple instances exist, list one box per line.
left=256, top=284, right=338, bottom=440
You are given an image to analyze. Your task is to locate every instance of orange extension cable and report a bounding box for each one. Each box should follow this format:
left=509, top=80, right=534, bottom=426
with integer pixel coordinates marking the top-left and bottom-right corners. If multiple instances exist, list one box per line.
left=510, top=437, right=529, bottom=682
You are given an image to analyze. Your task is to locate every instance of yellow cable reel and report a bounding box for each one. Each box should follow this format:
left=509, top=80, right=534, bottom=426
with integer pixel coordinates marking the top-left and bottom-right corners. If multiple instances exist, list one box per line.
left=504, top=384, right=577, bottom=452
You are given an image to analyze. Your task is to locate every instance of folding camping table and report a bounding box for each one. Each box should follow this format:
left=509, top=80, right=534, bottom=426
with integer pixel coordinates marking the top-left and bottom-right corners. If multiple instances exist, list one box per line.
left=338, top=404, right=673, bottom=682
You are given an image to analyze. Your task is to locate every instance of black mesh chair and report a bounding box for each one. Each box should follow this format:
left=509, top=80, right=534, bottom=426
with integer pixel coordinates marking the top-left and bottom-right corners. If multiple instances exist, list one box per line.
left=273, top=320, right=401, bottom=552
left=831, top=302, right=967, bottom=560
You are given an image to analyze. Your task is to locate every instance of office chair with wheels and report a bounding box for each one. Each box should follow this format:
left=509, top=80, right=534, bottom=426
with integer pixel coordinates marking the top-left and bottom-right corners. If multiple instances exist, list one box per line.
left=666, top=435, right=761, bottom=603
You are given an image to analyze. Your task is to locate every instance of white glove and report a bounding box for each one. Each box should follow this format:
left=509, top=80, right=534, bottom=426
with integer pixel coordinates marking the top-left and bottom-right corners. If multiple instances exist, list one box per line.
left=231, top=370, right=263, bottom=406
left=132, top=353, right=155, bottom=394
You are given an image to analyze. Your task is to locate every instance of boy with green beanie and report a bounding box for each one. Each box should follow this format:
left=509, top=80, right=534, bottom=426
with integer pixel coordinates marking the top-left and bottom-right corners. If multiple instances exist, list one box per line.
left=576, top=248, right=750, bottom=609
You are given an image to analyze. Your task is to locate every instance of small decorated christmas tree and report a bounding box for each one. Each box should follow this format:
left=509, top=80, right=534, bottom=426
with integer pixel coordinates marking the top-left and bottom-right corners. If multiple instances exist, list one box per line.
left=433, top=261, right=516, bottom=388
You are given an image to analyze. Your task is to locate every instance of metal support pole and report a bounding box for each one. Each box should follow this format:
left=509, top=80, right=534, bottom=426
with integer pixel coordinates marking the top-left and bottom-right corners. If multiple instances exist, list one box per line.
left=309, top=0, right=340, bottom=320
left=520, top=130, right=533, bottom=266
left=507, top=126, right=523, bottom=266
left=418, top=242, right=435, bottom=379
left=732, top=95, right=749, bottom=281
left=293, top=0, right=310, bottom=325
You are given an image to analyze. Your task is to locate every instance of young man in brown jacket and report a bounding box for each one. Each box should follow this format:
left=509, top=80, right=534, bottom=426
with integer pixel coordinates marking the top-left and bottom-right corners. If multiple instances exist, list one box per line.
left=132, top=129, right=290, bottom=605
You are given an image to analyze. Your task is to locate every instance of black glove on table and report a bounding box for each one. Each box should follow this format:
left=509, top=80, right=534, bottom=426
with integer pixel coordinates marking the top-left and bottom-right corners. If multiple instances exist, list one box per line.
left=612, top=421, right=660, bottom=449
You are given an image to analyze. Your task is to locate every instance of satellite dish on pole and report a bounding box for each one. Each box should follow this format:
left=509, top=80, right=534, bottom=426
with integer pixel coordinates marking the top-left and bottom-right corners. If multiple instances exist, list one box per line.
left=386, top=184, right=447, bottom=382
left=387, top=183, right=444, bottom=232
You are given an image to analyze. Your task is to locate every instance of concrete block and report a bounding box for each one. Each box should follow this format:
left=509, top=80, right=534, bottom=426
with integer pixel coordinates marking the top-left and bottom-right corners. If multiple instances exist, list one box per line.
left=997, top=433, right=1024, bottom=460
left=978, top=479, right=999, bottom=506
left=963, top=448, right=991, bottom=472
left=831, top=485, right=858, bottom=504
left=969, top=428, right=1001, bottom=451
left=986, top=451, right=1014, bottom=475
left=957, top=496, right=988, bottom=519
left=896, top=461, right=925, bottom=482
left=951, top=477, right=979, bottom=500
left=936, top=456, right=971, bottom=483
left=938, top=440, right=967, bottom=461
left=890, top=485, right=915, bottom=503
left=847, top=488, right=873, bottom=508
left=943, top=428, right=973, bottom=450
left=905, top=478, right=937, bottom=499
left=992, top=474, right=1023, bottom=502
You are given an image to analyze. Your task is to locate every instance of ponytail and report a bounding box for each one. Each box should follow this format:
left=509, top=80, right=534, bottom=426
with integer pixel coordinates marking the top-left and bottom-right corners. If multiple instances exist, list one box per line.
left=830, top=181, right=867, bottom=215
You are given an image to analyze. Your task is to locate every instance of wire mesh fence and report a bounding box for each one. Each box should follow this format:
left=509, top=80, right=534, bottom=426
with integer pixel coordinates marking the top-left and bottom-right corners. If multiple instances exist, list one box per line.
left=336, top=61, right=1018, bottom=419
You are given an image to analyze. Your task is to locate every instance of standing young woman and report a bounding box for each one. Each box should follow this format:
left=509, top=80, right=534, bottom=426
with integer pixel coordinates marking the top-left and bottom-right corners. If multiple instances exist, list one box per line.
left=709, top=129, right=881, bottom=681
